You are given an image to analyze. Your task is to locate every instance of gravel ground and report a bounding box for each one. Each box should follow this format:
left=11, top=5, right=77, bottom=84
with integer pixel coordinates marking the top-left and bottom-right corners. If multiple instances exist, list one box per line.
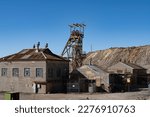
left=0, top=89, right=150, bottom=100
left=22, top=91, right=150, bottom=100
left=20, top=89, right=150, bottom=100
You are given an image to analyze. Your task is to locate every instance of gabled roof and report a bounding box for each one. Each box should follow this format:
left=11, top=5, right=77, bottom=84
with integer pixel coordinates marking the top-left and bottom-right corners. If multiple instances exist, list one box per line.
left=120, top=62, right=145, bottom=69
left=0, top=48, right=68, bottom=62
left=77, top=65, right=109, bottom=80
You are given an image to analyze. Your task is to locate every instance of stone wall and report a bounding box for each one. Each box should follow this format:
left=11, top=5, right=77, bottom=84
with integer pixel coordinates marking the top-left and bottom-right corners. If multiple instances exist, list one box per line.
left=0, top=61, right=46, bottom=93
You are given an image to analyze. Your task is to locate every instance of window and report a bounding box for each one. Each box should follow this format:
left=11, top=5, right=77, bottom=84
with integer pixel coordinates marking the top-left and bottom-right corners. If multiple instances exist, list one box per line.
left=48, top=68, right=53, bottom=77
left=24, top=68, right=30, bottom=77
left=12, top=68, right=19, bottom=77
left=36, top=68, right=43, bottom=77
left=1, top=68, right=7, bottom=77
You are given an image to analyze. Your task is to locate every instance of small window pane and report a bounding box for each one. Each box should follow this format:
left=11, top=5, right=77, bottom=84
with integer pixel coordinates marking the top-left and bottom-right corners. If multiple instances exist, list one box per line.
left=1, top=68, right=7, bottom=77
left=12, top=68, right=19, bottom=77
left=24, top=68, right=30, bottom=77
left=36, top=68, right=43, bottom=77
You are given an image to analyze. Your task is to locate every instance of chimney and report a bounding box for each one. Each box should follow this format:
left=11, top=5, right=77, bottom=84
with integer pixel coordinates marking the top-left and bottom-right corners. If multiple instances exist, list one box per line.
left=33, top=44, right=35, bottom=49
left=37, top=42, right=40, bottom=49
left=45, top=43, right=48, bottom=49
left=35, top=42, right=40, bottom=52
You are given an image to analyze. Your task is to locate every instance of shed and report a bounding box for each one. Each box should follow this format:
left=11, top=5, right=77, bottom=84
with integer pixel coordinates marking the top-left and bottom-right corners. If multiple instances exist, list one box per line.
left=108, top=62, right=147, bottom=88
left=68, top=65, right=111, bottom=92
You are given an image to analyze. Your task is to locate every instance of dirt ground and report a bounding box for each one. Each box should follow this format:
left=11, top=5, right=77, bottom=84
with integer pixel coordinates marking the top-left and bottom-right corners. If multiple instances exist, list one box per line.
left=0, top=88, right=150, bottom=100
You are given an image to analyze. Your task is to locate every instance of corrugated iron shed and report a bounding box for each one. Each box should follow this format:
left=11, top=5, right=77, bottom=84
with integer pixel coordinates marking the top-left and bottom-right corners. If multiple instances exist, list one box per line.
left=77, top=65, right=109, bottom=80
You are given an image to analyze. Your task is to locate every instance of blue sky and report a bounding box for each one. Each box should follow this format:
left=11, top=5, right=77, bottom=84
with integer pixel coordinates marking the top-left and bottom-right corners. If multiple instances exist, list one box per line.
left=0, top=0, right=150, bottom=57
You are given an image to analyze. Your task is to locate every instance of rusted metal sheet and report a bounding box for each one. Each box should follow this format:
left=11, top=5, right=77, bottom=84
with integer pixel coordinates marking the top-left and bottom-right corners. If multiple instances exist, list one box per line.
left=0, top=48, right=68, bottom=62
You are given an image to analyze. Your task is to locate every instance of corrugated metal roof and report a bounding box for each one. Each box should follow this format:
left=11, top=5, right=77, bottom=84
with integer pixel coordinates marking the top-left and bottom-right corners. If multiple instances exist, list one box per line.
left=0, top=48, right=68, bottom=62
left=77, top=65, right=109, bottom=80
left=121, top=62, right=145, bottom=69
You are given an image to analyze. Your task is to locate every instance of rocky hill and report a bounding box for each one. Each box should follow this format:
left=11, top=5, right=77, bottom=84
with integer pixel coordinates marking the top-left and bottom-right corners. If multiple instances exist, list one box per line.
left=83, top=45, right=150, bottom=73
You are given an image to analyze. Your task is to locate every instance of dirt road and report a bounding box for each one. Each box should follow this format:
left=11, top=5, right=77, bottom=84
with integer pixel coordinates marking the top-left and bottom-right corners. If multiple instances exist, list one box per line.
left=21, top=88, right=150, bottom=100
left=0, top=88, right=149, bottom=100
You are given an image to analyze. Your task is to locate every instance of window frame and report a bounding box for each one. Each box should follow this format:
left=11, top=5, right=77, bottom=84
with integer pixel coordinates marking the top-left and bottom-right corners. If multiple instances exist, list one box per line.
left=24, top=68, right=30, bottom=77
left=1, top=68, right=7, bottom=77
left=36, top=68, right=43, bottom=78
left=12, top=68, right=19, bottom=77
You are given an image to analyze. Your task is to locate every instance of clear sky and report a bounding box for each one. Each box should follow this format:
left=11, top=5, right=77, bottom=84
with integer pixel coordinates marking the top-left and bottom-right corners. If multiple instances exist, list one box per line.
left=0, top=0, right=150, bottom=57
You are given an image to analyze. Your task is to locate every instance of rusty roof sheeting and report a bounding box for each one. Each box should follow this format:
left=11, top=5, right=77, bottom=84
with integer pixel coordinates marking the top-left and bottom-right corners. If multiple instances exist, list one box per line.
left=122, top=62, right=146, bottom=69
left=0, top=48, right=68, bottom=62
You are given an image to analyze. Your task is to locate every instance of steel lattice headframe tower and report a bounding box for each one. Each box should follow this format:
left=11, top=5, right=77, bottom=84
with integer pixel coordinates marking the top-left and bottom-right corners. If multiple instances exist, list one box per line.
left=61, top=23, right=86, bottom=70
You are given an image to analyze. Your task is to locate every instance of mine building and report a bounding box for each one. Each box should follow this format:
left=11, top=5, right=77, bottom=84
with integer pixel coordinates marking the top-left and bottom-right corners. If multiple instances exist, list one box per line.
left=67, top=64, right=113, bottom=93
left=108, top=62, right=148, bottom=89
left=68, top=62, right=148, bottom=93
left=0, top=43, right=69, bottom=93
